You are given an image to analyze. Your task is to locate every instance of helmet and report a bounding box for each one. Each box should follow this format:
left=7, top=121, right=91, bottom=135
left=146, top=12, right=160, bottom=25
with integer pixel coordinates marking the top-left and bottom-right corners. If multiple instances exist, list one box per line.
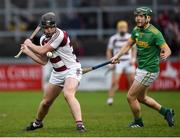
left=134, top=7, right=153, bottom=16
left=117, top=20, right=128, bottom=29
left=41, top=12, right=56, bottom=28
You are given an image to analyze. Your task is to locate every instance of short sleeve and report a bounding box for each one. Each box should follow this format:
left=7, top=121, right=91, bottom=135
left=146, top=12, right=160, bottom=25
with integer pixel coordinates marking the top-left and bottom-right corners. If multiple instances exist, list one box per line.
left=48, top=30, right=64, bottom=49
left=131, top=28, right=136, bottom=41
left=107, top=37, right=114, bottom=49
left=154, top=32, right=166, bottom=47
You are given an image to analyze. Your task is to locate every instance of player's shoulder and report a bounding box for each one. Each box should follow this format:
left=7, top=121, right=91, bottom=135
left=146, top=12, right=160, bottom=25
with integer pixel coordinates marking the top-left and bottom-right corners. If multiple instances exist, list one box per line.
left=126, top=33, right=131, bottom=38
left=50, top=28, right=65, bottom=41
left=148, top=24, right=161, bottom=35
left=132, top=26, right=139, bottom=32
left=54, top=28, right=63, bottom=37
left=109, top=33, right=118, bottom=41
left=110, top=33, right=118, bottom=39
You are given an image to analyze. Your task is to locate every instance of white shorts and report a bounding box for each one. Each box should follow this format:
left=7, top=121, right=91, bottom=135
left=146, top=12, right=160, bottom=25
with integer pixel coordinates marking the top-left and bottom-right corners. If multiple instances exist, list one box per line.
left=135, top=68, right=159, bottom=86
left=115, top=60, right=135, bottom=74
left=49, top=65, right=82, bottom=87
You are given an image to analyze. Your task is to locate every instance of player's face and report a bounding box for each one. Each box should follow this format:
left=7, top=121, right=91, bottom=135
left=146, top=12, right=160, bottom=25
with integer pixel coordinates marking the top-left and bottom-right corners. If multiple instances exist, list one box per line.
left=135, top=15, right=146, bottom=27
left=44, top=26, right=56, bottom=37
left=117, top=26, right=128, bottom=35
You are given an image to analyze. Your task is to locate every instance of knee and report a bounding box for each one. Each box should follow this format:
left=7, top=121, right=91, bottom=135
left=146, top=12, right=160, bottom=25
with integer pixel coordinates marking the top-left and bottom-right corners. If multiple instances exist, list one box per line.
left=127, top=93, right=135, bottom=103
left=137, top=97, right=146, bottom=103
left=64, top=91, right=75, bottom=100
left=41, top=99, right=52, bottom=108
left=127, top=93, right=132, bottom=103
left=115, top=82, right=119, bottom=89
left=111, top=81, right=116, bottom=87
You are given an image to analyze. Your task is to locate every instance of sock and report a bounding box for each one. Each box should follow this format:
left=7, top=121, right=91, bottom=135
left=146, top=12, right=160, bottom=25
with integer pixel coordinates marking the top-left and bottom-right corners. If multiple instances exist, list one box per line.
left=35, top=119, right=42, bottom=125
left=76, top=120, right=83, bottom=126
left=134, top=117, right=143, bottom=123
left=159, top=106, right=168, bottom=116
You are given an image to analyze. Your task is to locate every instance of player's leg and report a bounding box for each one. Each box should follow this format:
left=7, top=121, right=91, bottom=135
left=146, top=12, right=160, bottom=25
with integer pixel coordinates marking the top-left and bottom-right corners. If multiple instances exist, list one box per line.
left=125, top=62, right=135, bottom=88
left=126, top=72, right=134, bottom=87
left=137, top=87, right=175, bottom=127
left=36, top=83, right=62, bottom=121
left=107, top=63, right=123, bottom=105
left=137, top=88, right=161, bottom=110
left=127, top=80, right=146, bottom=127
left=107, top=70, right=116, bottom=105
left=63, top=77, right=85, bottom=132
left=128, top=68, right=174, bottom=127
left=26, top=83, right=62, bottom=131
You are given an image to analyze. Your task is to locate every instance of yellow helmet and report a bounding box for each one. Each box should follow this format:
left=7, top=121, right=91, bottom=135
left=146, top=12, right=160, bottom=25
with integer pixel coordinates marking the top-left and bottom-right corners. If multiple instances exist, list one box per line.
left=116, top=20, right=128, bottom=29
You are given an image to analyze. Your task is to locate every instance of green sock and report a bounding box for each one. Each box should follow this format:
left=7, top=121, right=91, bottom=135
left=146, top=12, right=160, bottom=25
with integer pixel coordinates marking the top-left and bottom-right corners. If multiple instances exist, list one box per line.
left=159, top=106, right=168, bottom=116
left=134, top=117, right=143, bottom=123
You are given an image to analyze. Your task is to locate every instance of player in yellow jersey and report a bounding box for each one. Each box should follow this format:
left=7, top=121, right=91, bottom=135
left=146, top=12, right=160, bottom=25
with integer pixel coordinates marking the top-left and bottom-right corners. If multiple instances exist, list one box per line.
left=111, top=7, right=174, bottom=127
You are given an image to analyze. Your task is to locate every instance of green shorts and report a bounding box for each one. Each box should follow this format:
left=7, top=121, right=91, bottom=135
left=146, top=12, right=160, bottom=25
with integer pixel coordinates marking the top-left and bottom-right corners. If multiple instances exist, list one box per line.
left=135, top=68, right=159, bottom=86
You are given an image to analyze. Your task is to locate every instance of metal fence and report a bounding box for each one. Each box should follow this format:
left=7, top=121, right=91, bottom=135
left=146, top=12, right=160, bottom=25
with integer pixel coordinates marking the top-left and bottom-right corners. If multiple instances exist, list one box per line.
left=0, top=0, right=178, bottom=41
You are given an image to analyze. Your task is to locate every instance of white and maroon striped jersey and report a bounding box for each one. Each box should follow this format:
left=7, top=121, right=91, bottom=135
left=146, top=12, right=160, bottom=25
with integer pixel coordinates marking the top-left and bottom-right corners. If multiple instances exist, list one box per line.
left=107, top=33, right=132, bottom=60
left=40, top=28, right=80, bottom=72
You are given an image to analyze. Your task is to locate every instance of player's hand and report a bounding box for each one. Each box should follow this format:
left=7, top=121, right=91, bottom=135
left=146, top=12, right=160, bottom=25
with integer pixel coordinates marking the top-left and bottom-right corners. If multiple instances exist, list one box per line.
left=160, top=49, right=170, bottom=61
left=24, top=39, right=32, bottom=47
left=21, top=44, right=29, bottom=54
left=111, top=55, right=120, bottom=64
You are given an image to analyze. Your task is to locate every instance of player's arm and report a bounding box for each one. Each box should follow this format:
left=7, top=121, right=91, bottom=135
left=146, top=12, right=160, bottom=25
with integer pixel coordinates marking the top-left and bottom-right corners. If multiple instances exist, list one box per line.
left=106, top=37, right=115, bottom=69
left=111, top=38, right=135, bottom=64
left=155, top=31, right=171, bottom=61
left=160, top=43, right=171, bottom=61
left=130, top=45, right=137, bottom=65
left=106, top=37, right=114, bottom=60
left=106, top=48, right=115, bottom=69
left=21, top=44, right=48, bottom=65
left=106, top=48, right=113, bottom=60
left=23, top=39, right=54, bottom=56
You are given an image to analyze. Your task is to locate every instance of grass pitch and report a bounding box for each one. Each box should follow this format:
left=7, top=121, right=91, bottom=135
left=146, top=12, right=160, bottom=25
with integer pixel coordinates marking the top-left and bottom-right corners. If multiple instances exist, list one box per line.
left=0, top=91, right=179, bottom=137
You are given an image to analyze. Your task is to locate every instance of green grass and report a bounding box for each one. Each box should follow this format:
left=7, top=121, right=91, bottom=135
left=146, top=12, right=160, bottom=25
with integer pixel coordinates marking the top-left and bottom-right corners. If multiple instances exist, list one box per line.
left=0, top=91, right=179, bottom=137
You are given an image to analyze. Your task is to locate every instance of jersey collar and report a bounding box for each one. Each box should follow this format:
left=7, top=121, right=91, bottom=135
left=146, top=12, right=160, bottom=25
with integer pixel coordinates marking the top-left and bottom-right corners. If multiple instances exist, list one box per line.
left=137, top=23, right=151, bottom=31
left=144, top=23, right=151, bottom=29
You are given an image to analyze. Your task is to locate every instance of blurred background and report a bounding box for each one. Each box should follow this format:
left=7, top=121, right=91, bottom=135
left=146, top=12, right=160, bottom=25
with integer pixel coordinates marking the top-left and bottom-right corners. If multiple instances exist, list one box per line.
left=0, top=0, right=179, bottom=91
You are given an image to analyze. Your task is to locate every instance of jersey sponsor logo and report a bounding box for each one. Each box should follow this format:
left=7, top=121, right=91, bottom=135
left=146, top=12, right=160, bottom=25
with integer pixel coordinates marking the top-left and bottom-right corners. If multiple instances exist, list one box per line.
left=136, top=40, right=150, bottom=48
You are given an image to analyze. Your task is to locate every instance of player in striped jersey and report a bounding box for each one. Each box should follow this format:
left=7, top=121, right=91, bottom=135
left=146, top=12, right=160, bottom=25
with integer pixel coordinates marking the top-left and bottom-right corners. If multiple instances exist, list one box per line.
left=21, top=12, right=85, bottom=132
left=106, top=21, right=136, bottom=105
